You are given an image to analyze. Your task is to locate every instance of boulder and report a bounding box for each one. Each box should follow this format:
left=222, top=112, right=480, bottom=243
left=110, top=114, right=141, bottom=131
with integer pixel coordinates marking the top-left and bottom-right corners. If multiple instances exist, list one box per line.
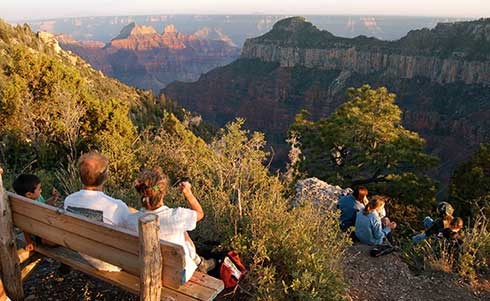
left=294, top=177, right=352, bottom=209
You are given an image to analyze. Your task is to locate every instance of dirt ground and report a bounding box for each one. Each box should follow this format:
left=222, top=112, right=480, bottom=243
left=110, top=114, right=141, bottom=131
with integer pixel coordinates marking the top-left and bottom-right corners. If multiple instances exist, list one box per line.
left=342, top=244, right=489, bottom=301
left=22, top=258, right=137, bottom=301
left=12, top=244, right=490, bottom=300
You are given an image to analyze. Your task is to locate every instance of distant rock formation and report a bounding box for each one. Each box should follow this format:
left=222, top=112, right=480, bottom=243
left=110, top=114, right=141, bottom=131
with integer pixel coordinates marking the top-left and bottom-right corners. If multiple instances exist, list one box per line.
left=190, top=27, right=237, bottom=47
left=28, top=15, right=469, bottom=50
left=55, top=34, right=105, bottom=48
left=57, top=23, right=240, bottom=91
left=113, top=22, right=157, bottom=40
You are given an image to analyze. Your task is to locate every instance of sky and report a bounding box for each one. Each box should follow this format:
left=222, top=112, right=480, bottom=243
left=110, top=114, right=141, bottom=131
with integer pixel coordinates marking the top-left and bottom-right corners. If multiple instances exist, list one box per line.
left=1, top=0, right=489, bottom=21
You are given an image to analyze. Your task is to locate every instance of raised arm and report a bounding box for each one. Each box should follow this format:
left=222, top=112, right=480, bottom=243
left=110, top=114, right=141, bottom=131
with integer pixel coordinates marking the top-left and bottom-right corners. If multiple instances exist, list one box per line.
left=45, top=187, right=60, bottom=206
left=178, top=181, right=204, bottom=222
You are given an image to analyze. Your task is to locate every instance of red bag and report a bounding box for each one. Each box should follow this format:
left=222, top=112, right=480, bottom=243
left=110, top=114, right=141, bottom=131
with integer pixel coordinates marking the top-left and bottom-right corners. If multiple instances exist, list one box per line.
left=220, top=251, right=247, bottom=288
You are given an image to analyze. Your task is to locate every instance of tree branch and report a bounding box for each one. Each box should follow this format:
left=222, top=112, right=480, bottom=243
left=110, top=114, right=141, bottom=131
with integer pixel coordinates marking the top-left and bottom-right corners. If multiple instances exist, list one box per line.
left=351, top=172, right=387, bottom=186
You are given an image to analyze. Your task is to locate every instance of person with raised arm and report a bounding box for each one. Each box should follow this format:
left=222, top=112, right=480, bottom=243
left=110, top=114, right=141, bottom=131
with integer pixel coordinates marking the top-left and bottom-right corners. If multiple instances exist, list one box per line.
left=125, top=167, right=215, bottom=281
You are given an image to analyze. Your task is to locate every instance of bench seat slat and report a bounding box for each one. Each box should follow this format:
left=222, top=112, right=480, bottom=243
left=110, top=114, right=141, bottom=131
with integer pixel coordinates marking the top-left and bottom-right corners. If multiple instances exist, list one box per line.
left=35, top=244, right=221, bottom=301
left=189, top=272, right=225, bottom=294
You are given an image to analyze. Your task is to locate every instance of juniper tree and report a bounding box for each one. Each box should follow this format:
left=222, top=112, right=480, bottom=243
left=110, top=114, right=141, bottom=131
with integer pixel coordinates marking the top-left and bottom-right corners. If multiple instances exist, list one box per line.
left=290, top=84, right=438, bottom=206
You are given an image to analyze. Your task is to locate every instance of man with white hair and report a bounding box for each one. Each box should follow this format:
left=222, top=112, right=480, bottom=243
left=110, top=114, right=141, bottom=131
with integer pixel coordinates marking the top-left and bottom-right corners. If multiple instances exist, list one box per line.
left=64, top=151, right=131, bottom=271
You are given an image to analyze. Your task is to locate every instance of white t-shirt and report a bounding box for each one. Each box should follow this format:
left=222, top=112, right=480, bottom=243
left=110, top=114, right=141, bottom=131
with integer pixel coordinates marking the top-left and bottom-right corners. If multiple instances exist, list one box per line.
left=124, top=205, right=198, bottom=281
left=64, top=190, right=130, bottom=272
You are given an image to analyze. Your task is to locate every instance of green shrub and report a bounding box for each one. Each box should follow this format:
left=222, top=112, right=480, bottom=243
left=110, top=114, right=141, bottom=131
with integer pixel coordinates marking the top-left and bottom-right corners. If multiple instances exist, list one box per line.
left=403, top=210, right=489, bottom=282
left=457, top=211, right=490, bottom=281
left=135, top=115, right=350, bottom=299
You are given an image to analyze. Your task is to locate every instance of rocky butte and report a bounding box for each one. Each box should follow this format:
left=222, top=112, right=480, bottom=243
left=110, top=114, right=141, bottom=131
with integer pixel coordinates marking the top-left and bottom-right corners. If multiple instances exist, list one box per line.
left=58, top=22, right=240, bottom=91
left=163, top=17, right=490, bottom=180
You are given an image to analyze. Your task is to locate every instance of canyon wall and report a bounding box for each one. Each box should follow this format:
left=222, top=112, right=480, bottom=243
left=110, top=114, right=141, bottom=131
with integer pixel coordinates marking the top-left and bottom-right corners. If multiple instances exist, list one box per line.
left=164, top=17, right=490, bottom=180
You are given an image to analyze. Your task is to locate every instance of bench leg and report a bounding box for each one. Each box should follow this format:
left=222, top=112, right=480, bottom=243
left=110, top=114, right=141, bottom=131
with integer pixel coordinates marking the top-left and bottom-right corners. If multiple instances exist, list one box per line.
left=0, top=175, right=24, bottom=301
left=138, top=214, right=163, bottom=301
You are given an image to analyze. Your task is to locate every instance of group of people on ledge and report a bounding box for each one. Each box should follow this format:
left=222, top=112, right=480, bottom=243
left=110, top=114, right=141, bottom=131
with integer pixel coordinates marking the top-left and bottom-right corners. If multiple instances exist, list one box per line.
left=339, top=187, right=396, bottom=245
left=338, top=186, right=463, bottom=247
left=5, top=151, right=215, bottom=281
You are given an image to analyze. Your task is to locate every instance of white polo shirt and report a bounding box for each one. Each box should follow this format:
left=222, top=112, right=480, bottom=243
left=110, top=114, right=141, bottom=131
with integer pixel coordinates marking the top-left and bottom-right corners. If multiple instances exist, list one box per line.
left=64, top=190, right=130, bottom=272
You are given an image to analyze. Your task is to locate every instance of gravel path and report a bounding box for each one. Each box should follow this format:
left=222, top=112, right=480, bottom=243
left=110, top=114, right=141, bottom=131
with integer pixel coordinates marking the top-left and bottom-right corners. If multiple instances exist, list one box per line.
left=22, top=258, right=137, bottom=301
left=343, top=244, right=489, bottom=301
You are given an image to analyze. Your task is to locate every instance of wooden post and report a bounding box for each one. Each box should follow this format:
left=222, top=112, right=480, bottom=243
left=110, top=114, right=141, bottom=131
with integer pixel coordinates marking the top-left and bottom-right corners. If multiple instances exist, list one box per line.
left=138, top=213, right=162, bottom=301
left=0, top=169, right=24, bottom=301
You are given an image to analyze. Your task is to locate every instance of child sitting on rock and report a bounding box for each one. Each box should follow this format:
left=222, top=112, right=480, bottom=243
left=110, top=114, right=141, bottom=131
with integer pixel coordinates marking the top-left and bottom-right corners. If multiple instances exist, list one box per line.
left=437, top=216, right=464, bottom=245
left=412, top=201, right=454, bottom=244
left=13, top=174, right=59, bottom=251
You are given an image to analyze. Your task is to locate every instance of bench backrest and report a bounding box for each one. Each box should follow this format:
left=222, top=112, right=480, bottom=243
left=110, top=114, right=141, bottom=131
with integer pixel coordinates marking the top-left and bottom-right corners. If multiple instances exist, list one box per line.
left=7, top=192, right=187, bottom=288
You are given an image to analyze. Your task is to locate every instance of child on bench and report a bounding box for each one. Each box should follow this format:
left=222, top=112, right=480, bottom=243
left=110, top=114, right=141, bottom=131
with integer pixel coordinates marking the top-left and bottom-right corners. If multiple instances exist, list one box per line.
left=12, top=174, right=59, bottom=251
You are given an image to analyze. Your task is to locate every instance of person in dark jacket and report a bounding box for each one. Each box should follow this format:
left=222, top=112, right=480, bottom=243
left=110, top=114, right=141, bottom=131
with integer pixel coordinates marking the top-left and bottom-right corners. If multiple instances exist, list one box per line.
left=338, top=186, right=368, bottom=231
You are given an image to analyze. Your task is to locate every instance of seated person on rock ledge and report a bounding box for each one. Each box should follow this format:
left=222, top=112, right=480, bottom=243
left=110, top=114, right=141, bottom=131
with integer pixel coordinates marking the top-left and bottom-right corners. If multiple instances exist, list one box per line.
left=64, top=151, right=133, bottom=272
left=412, top=201, right=454, bottom=244
left=355, top=197, right=397, bottom=246
left=124, top=167, right=215, bottom=282
left=338, top=186, right=368, bottom=231
left=13, top=173, right=59, bottom=251
left=438, top=216, right=464, bottom=246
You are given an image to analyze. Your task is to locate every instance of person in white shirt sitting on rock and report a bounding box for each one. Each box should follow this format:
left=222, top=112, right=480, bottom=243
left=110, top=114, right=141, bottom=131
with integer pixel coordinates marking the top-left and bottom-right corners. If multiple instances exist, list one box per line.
left=126, top=167, right=215, bottom=282
left=64, top=151, right=132, bottom=272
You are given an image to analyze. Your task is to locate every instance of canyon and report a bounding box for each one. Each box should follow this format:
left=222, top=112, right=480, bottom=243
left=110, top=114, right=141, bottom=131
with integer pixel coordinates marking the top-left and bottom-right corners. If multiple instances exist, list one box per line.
left=163, top=17, right=490, bottom=180
left=58, top=22, right=240, bottom=91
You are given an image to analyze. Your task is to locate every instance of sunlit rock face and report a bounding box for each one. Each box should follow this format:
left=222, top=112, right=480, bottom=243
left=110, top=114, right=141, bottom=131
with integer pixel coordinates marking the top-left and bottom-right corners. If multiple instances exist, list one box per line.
left=57, top=23, right=240, bottom=92
left=241, top=17, right=490, bottom=86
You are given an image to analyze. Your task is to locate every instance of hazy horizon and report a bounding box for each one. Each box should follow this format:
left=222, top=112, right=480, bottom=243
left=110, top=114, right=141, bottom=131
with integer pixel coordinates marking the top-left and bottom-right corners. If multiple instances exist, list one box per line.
left=2, top=0, right=489, bottom=21
left=7, top=14, right=480, bottom=23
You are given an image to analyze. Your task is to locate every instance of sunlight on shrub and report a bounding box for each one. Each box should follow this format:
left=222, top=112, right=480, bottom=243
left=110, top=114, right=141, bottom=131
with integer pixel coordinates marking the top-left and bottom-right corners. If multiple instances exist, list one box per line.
left=54, top=156, right=81, bottom=197
left=403, top=210, right=489, bottom=282
left=134, top=115, right=351, bottom=299
left=458, top=212, right=489, bottom=281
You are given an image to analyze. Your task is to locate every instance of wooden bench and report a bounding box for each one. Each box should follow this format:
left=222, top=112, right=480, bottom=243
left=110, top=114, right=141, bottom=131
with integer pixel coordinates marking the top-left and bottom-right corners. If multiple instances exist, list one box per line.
left=0, top=175, right=223, bottom=301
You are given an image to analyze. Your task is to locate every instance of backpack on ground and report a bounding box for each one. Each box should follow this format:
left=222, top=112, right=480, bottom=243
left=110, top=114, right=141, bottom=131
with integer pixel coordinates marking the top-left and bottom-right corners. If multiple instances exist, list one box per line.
left=220, top=251, right=247, bottom=288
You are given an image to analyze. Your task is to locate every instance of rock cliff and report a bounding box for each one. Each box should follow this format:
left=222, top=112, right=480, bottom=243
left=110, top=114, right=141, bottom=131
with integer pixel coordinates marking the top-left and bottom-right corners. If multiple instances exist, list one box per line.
left=164, top=17, right=490, bottom=180
left=58, top=23, right=240, bottom=91
left=241, top=17, right=490, bottom=86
